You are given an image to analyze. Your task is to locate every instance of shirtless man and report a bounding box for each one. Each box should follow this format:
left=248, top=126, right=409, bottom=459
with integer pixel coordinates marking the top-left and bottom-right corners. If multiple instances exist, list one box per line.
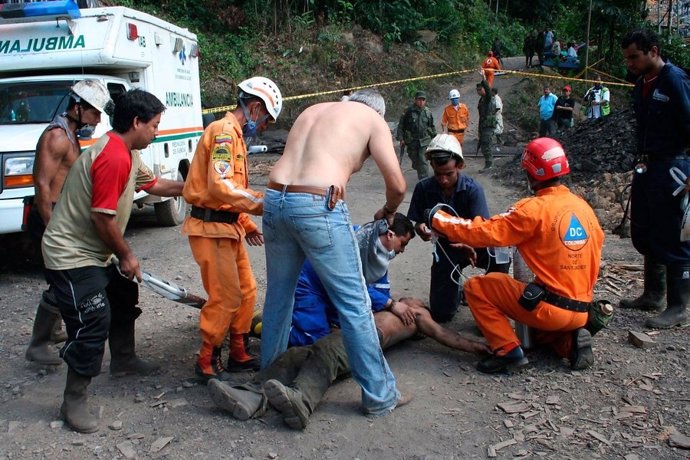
left=259, top=89, right=408, bottom=417
left=25, top=80, right=113, bottom=366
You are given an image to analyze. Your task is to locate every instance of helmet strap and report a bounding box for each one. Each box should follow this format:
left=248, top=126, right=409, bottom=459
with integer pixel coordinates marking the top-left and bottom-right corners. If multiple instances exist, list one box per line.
left=64, top=105, right=85, bottom=128
left=239, top=97, right=256, bottom=132
left=239, top=97, right=270, bottom=139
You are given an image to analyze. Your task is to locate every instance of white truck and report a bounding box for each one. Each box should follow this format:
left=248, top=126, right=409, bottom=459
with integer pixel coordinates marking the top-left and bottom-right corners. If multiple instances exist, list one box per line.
left=0, top=0, right=204, bottom=234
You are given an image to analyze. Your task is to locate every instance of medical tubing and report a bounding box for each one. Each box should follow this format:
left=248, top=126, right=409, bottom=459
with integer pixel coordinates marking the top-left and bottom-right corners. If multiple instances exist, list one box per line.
left=427, top=203, right=491, bottom=286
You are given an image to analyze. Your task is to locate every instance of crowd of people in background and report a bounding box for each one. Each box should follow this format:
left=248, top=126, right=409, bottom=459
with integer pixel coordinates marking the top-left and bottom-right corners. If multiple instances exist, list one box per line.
left=523, top=28, right=583, bottom=69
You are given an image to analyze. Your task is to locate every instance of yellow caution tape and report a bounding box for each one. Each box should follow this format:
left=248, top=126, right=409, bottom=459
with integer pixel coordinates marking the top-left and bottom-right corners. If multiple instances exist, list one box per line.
left=201, top=65, right=632, bottom=115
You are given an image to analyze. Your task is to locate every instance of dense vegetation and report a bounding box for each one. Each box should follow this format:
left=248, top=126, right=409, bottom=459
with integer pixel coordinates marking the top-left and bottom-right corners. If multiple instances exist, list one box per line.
left=108, top=0, right=688, bottom=111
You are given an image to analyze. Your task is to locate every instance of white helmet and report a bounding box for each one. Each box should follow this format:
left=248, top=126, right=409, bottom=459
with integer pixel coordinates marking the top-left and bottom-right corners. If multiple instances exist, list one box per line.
left=238, top=77, right=282, bottom=121
left=448, top=89, right=460, bottom=99
left=71, top=80, right=113, bottom=115
left=425, top=134, right=463, bottom=162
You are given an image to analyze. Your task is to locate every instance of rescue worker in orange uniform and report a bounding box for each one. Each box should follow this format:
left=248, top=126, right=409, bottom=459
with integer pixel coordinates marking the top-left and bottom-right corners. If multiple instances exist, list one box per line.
left=183, top=77, right=283, bottom=380
left=481, top=51, right=502, bottom=88
left=425, top=138, right=604, bottom=373
left=441, top=89, right=470, bottom=146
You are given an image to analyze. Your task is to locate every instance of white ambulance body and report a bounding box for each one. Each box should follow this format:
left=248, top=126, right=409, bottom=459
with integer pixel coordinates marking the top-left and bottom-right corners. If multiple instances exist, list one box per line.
left=0, top=1, right=203, bottom=234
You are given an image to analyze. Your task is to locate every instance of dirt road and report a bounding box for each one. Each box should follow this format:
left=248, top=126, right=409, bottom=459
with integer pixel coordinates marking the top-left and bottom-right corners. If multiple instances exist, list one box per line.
left=1, top=61, right=689, bottom=459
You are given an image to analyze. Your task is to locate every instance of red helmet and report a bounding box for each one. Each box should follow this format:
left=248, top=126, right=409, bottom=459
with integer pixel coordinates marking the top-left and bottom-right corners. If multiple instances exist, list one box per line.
left=521, top=137, right=570, bottom=181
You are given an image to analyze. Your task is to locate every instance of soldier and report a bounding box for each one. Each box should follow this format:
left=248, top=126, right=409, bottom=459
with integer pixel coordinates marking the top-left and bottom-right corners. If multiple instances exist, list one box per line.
left=397, top=91, right=437, bottom=180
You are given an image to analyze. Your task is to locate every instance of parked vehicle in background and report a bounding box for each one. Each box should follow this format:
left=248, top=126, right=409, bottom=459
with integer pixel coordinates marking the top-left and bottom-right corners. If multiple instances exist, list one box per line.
left=0, top=0, right=204, bottom=234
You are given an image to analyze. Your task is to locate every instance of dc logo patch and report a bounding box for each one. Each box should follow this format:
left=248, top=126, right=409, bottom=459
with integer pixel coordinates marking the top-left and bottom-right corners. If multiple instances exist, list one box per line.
left=559, top=213, right=588, bottom=251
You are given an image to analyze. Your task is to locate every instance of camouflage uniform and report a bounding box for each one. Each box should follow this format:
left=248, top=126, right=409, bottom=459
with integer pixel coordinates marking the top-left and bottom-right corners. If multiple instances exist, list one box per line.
left=477, top=79, right=497, bottom=170
left=398, top=102, right=436, bottom=180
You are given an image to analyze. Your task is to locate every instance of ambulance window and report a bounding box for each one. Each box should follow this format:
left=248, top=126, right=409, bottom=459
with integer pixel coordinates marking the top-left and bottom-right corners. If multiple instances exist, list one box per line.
left=0, top=81, right=72, bottom=124
left=107, top=83, right=127, bottom=103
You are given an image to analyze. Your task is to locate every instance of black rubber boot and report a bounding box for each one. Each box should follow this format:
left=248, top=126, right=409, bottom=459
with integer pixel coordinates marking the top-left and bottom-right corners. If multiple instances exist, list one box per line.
left=25, top=299, right=63, bottom=366
left=620, top=256, right=666, bottom=311
left=61, top=367, right=99, bottom=433
left=109, top=321, right=160, bottom=377
left=570, top=328, right=594, bottom=370
left=645, top=265, right=690, bottom=329
left=479, top=161, right=493, bottom=173
left=51, top=319, right=68, bottom=344
left=476, top=346, right=528, bottom=374
left=226, top=334, right=260, bottom=372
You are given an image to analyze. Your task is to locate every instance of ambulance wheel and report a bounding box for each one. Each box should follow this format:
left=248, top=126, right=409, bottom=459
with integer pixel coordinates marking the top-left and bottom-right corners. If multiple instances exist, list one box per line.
left=154, top=173, right=188, bottom=226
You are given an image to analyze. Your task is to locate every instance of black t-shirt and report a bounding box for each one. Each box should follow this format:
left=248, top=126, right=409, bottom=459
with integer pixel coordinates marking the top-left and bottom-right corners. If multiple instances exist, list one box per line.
left=555, top=96, right=575, bottom=120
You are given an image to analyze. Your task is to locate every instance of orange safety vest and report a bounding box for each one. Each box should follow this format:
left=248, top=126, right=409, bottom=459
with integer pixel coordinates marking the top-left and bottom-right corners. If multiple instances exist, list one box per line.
left=182, top=112, right=262, bottom=239
left=431, top=185, right=604, bottom=302
left=441, top=103, right=469, bottom=132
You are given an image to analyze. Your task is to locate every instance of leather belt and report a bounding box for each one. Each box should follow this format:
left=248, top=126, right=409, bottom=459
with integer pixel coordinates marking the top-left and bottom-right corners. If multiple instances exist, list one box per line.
left=544, top=290, right=590, bottom=313
left=190, top=206, right=239, bottom=224
left=267, top=181, right=344, bottom=210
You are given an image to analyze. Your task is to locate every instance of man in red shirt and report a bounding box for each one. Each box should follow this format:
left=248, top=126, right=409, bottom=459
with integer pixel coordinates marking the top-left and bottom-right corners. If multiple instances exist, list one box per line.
left=42, top=89, right=184, bottom=433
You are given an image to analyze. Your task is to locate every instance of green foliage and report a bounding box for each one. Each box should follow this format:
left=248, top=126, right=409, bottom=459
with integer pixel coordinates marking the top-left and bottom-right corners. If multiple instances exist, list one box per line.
left=108, top=0, right=679, bottom=115
left=357, top=0, right=426, bottom=44
left=196, top=32, right=253, bottom=84
left=504, top=78, right=541, bottom=133
left=663, top=35, right=690, bottom=70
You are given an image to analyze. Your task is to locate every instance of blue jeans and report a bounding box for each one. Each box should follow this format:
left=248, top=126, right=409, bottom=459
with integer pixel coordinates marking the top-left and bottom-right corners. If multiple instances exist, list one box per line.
left=260, top=189, right=400, bottom=414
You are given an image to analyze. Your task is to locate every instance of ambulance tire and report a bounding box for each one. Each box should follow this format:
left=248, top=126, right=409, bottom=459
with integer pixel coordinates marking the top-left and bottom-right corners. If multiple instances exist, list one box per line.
left=154, top=172, right=188, bottom=226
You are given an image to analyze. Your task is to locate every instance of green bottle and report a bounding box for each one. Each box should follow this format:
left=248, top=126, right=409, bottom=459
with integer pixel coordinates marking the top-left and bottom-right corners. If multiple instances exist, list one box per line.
left=587, top=300, right=614, bottom=335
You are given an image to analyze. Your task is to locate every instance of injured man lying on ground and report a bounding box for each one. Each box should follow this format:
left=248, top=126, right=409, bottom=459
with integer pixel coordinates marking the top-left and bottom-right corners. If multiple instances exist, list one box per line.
left=208, top=214, right=488, bottom=429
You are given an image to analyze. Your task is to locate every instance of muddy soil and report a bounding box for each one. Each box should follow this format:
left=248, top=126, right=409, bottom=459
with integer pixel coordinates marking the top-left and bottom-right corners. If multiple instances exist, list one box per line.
left=0, top=59, right=688, bottom=460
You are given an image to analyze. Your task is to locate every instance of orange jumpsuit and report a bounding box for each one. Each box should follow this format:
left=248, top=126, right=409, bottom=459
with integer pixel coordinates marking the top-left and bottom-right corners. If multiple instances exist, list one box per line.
left=482, top=56, right=501, bottom=88
left=430, top=184, right=604, bottom=358
left=182, top=113, right=263, bottom=347
left=441, top=103, right=470, bottom=145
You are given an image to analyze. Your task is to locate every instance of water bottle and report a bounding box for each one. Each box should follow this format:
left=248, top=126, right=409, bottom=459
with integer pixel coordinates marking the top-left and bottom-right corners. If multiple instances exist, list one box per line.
left=512, top=249, right=534, bottom=349
left=512, top=248, right=532, bottom=283
left=586, top=300, right=614, bottom=336
left=10, top=108, right=16, bottom=122
left=494, top=246, right=511, bottom=264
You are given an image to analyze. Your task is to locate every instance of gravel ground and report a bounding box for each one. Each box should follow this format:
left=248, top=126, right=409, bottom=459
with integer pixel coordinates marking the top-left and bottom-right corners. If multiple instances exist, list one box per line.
left=0, top=59, right=688, bottom=460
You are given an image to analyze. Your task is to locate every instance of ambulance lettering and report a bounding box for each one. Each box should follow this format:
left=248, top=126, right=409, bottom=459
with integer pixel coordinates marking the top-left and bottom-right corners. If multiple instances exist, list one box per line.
left=0, top=35, right=85, bottom=55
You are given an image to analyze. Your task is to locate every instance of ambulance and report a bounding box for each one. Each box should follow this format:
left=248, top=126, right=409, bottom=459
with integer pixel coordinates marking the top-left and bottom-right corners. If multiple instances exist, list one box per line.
left=0, top=0, right=204, bottom=234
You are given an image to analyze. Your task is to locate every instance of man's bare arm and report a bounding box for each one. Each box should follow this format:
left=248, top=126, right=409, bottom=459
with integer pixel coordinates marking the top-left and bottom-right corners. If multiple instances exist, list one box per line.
left=369, top=116, right=406, bottom=224
left=33, top=130, right=72, bottom=225
left=404, top=301, right=491, bottom=354
left=91, top=212, right=141, bottom=281
left=146, top=178, right=184, bottom=197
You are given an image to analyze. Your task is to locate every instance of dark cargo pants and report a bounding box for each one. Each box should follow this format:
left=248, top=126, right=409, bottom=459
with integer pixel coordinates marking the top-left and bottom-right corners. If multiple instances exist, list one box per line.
left=238, top=329, right=350, bottom=416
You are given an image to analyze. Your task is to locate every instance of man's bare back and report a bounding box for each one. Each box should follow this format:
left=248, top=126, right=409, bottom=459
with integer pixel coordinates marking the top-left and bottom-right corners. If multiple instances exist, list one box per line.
left=269, top=98, right=403, bottom=196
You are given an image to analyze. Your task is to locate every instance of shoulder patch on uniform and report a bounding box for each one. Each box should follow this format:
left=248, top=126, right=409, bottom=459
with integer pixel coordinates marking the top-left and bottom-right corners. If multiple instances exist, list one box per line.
left=212, top=144, right=231, bottom=161
left=215, top=134, right=233, bottom=144
left=213, top=160, right=231, bottom=175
